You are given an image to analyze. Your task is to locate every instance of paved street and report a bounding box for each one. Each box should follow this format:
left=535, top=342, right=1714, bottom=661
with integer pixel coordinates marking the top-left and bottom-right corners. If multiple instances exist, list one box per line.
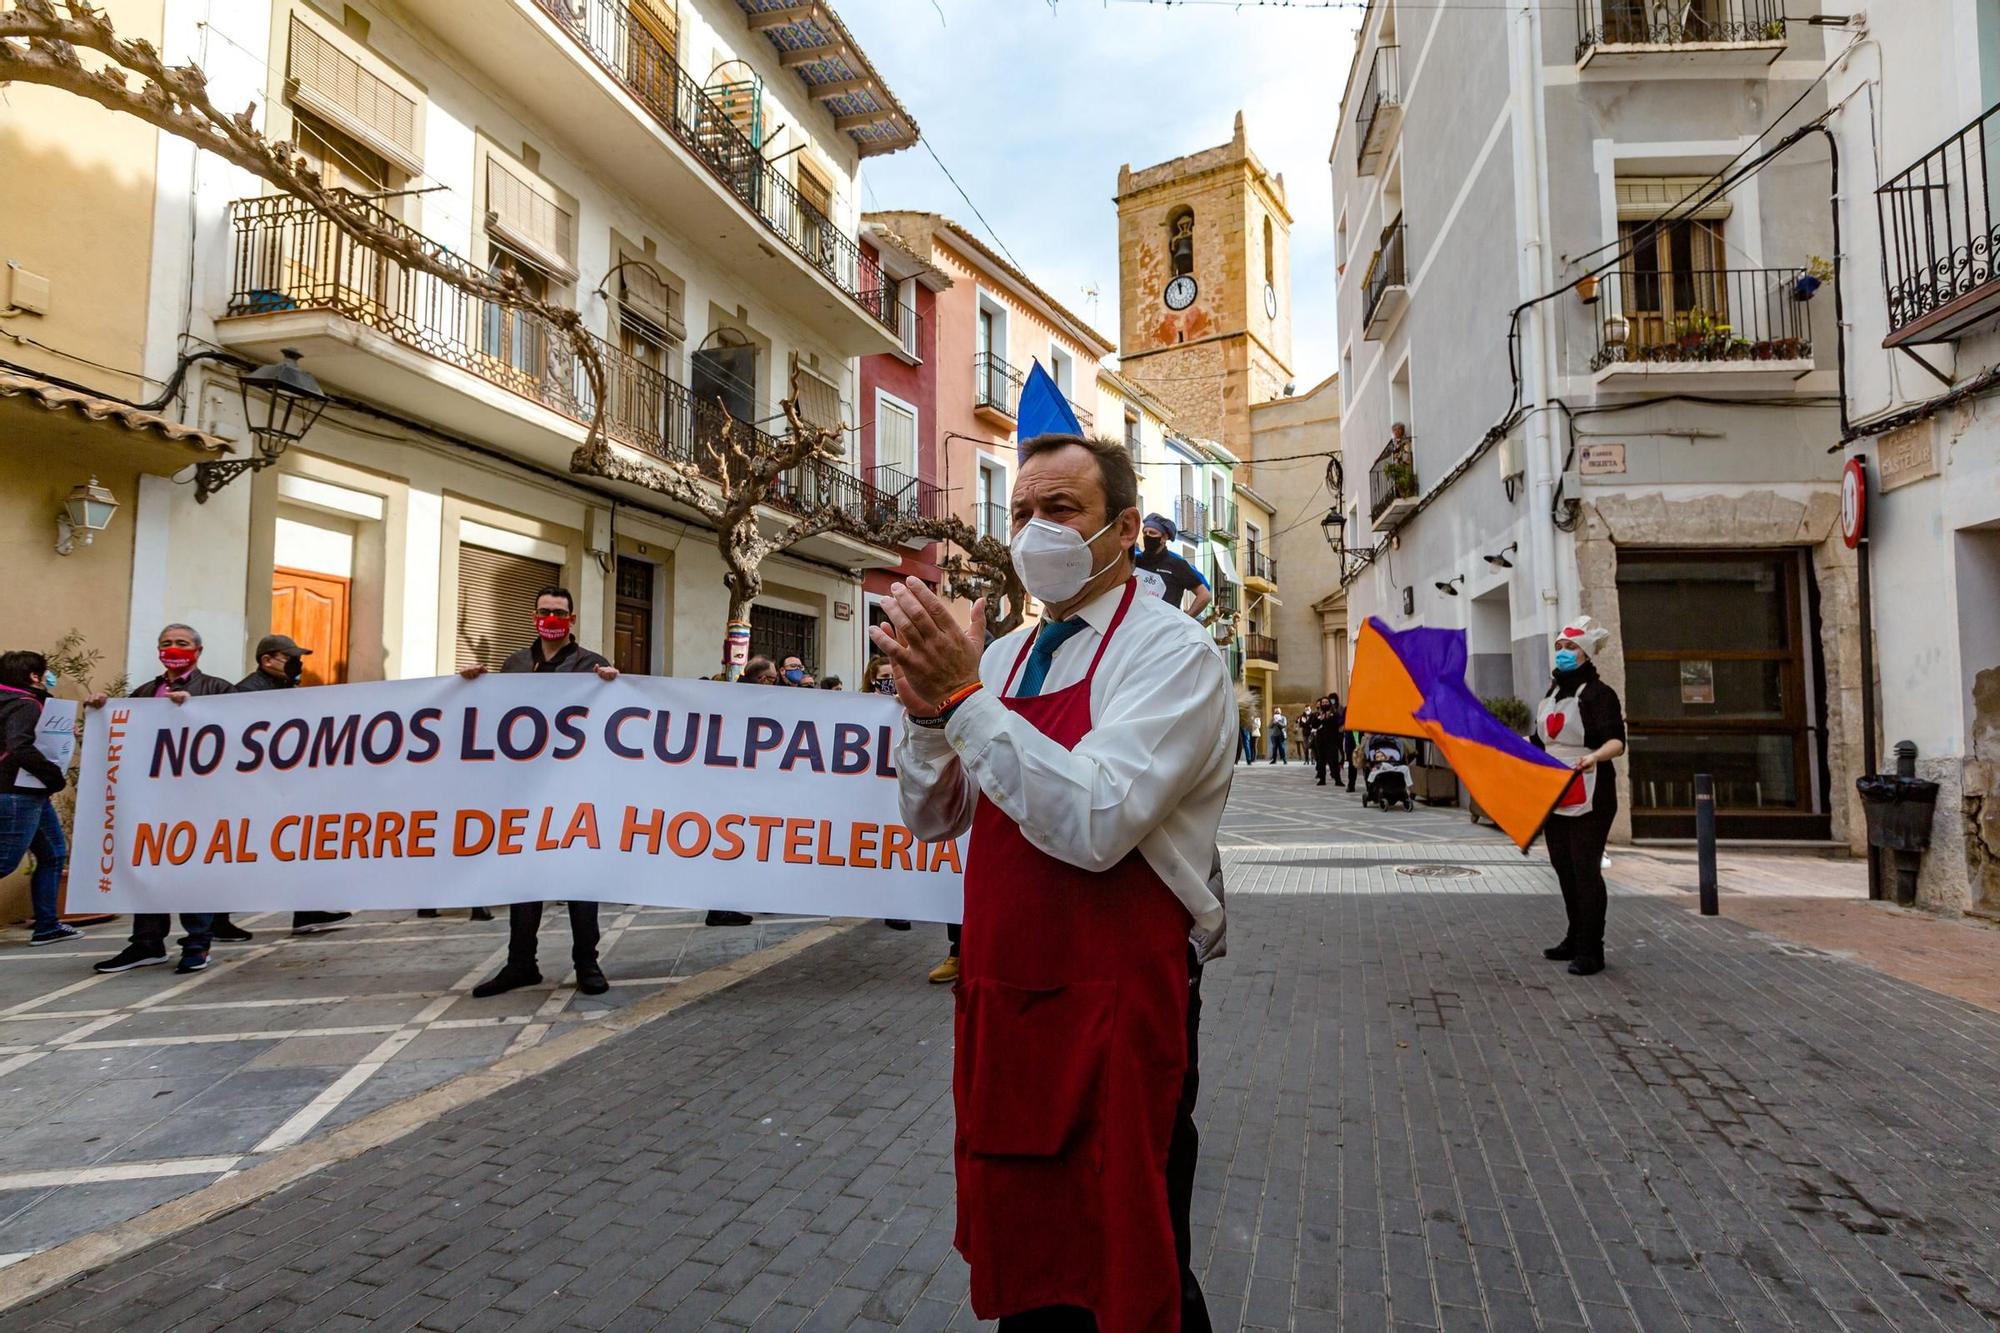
left=5, top=765, right=2000, bottom=1330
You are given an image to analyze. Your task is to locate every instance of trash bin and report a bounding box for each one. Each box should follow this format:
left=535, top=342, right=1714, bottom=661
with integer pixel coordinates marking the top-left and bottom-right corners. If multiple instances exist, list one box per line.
left=1855, top=774, right=1940, bottom=852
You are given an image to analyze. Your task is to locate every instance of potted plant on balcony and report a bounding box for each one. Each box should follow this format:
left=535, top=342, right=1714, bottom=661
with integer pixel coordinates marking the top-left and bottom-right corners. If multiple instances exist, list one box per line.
left=1386, top=458, right=1416, bottom=499
left=1793, top=255, right=1834, bottom=301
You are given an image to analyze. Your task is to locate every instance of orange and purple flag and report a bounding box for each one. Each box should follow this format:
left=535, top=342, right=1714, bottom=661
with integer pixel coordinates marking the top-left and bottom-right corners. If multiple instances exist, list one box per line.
left=1346, top=617, right=1578, bottom=851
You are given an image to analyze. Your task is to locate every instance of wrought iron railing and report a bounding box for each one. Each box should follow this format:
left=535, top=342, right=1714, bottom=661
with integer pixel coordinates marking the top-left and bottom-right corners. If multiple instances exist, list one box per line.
left=1355, top=43, right=1400, bottom=162
left=1363, top=221, right=1407, bottom=329
left=1246, top=546, right=1279, bottom=584
left=1245, top=633, right=1280, bottom=663
left=868, top=463, right=945, bottom=524
left=1877, top=102, right=2000, bottom=342
left=1575, top=0, right=1786, bottom=59
left=1369, top=436, right=1418, bottom=522
left=527, top=0, right=893, bottom=331
left=895, top=299, right=924, bottom=360
left=1173, top=494, right=1207, bottom=540
left=974, top=352, right=1022, bottom=417
left=1589, top=267, right=1813, bottom=369
left=1210, top=500, right=1239, bottom=540
left=976, top=501, right=1010, bottom=543
left=226, top=194, right=897, bottom=533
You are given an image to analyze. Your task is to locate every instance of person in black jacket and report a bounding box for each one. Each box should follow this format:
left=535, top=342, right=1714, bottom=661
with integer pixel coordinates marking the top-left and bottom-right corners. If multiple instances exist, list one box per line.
left=89, top=623, right=234, bottom=974
left=0, top=651, right=83, bottom=947
left=1311, top=695, right=1346, bottom=786
left=1531, top=616, right=1626, bottom=977
left=236, top=635, right=352, bottom=935
left=459, top=586, right=619, bottom=998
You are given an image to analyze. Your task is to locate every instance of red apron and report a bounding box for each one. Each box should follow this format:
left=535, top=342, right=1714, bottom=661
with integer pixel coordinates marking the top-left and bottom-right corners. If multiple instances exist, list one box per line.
left=953, top=579, right=1194, bottom=1331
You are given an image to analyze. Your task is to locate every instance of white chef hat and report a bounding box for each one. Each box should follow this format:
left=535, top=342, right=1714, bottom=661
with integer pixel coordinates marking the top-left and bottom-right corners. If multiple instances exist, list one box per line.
left=1555, top=615, right=1611, bottom=659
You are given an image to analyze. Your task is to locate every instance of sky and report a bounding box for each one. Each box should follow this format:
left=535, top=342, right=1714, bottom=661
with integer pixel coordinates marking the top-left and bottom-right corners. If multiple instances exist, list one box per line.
left=841, top=0, right=1363, bottom=386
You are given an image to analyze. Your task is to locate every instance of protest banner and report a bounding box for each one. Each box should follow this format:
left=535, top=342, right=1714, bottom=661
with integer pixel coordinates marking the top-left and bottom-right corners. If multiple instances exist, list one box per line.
left=72, top=676, right=966, bottom=922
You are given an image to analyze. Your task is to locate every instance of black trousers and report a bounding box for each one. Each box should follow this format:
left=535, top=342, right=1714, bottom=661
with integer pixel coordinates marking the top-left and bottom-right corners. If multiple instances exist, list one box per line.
left=132, top=912, right=212, bottom=952
left=997, top=951, right=1212, bottom=1333
left=506, top=900, right=601, bottom=968
left=1544, top=805, right=1615, bottom=953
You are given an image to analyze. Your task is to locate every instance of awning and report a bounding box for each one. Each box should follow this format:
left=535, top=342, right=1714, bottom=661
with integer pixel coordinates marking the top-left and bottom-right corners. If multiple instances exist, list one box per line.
left=1211, top=544, right=1239, bottom=586
left=1250, top=591, right=1283, bottom=612
left=0, top=372, right=232, bottom=452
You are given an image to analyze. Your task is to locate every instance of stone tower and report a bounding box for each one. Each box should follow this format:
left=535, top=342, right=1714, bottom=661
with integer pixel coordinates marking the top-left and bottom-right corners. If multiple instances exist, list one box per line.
left=1115, top=111, right=1294, bottom=469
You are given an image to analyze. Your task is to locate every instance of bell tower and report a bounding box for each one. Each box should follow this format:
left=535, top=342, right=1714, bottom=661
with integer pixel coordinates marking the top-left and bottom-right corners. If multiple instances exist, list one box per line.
left=1115, top=111, right=1294, bottom=461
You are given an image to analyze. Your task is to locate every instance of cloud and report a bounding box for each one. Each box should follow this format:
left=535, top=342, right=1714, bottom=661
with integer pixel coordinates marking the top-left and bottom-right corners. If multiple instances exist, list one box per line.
left=843, top=0, right=1361, bottom=383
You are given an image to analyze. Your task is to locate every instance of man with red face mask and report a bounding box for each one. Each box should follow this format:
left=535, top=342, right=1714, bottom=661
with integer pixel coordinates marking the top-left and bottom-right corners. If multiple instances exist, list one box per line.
left=459, top=586, right=619, bottom=998
left=88, top=623, right=235, bottom=975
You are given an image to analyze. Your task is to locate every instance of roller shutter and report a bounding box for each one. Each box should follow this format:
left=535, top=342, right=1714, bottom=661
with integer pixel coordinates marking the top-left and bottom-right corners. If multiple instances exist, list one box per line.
left=456, top=543, right=561, bottom=671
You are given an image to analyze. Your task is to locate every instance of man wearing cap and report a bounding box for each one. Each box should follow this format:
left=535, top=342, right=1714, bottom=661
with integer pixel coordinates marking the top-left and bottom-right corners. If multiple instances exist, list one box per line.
left=1132, top=514, right=1213, bottom=618
left=236, top=635, right=353, bottom=934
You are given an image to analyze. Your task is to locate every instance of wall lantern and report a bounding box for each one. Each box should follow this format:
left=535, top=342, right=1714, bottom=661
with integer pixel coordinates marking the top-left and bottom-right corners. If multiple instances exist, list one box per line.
left=1482, top=541, right=1518, bottom=570
left=1434, top=575, right=1465, bottom=597
left=195, top=348, right=328, bottom=503
left=55, top=476, right=119, bottom=556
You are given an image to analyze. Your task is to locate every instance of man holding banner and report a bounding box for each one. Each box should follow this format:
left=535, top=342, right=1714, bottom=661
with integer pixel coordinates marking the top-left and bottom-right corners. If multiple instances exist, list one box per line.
left=874, top=385, right=1230, bottom=1332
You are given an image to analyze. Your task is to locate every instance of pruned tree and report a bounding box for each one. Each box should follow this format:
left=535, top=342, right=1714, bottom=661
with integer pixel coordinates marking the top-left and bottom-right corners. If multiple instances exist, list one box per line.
left=0, top=0, right=608, bottom=441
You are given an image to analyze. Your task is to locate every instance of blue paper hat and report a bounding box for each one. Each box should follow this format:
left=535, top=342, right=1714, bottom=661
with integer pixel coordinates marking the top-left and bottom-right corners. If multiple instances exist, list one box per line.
left=1016, top=360, right=1082, bottom=444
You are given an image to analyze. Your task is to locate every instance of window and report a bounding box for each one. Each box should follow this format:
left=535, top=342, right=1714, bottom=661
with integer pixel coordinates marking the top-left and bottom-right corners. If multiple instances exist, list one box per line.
left=796, top=158, right=835, bottom=221
left=790, top=359, right=842, bottom=433
left=1263, top=215, right=1275, bottom=287
left=1614, top=176, right=1733, bottom=344
left=485, top=155, right=575, bottom=282
left=977, top=462, right=1006, bottom=540
left=751, top=605, right=818, bottom=672
left=874, top=391, right=917, bottom=479
left=1336, top=211, right=1349, bottom=272
left=1048, top=344, right=1074, bottom=398
left=690, top=334, right=758, bottom=426
left=896, top=276, right=919, bottom=359
left=624, top=0, right=678, bottom=89
left=1124, top=409, right=1140, bottom=459
left=285, top=15, right=422, bottom=184
left=482, top=248, right=548, bottom=380
left=1167, top=207, right=1195, bottom=279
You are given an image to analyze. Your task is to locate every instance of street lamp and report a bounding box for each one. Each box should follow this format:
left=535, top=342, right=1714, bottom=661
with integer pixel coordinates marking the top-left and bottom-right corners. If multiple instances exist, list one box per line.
left=54, top=476, right=119, bottom=555
left=1321, top=504, right=1376, bottom=581
left=195, top=349, right=328, bottom=503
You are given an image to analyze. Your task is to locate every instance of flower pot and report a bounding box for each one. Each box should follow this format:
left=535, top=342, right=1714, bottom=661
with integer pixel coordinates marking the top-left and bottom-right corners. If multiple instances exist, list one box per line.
left=1574, top=274, right=1600, bottom=305
left=1793, top=274, right=1822, bottom=301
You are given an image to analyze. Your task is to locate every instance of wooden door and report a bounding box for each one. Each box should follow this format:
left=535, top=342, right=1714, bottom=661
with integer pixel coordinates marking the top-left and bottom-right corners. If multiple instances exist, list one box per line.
left=271, top=566, right=351, bottom=686
left=614, top=556, right=654, bottom=675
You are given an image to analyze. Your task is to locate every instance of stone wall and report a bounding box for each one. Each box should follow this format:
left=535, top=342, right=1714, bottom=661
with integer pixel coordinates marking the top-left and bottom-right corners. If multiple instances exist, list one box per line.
left=1575, top=487, right=1864, bottom=854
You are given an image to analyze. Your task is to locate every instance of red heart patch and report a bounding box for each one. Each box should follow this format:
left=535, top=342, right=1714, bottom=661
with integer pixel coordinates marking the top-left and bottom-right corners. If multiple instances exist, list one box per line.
left=1547, top=714, right=1566, bottom=738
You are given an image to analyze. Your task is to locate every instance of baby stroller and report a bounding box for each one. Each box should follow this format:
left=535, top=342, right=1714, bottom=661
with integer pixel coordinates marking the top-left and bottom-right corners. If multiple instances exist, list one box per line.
left=1363, top=737, right=1416, bottom=812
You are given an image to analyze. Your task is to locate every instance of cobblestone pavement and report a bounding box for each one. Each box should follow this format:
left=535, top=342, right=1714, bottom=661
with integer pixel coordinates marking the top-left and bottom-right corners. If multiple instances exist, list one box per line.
left=7, top=766, right=2000, bottom=1330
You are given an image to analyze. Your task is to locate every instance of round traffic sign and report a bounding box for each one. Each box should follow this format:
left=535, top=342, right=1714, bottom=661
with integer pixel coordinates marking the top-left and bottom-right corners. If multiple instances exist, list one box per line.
left=1840, top=456, right=1867, bottom=549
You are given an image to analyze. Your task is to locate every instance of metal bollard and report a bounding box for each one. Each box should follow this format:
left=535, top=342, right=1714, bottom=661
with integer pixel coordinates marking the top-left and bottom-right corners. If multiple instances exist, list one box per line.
left=1695, top=773, right=1718, bottom=916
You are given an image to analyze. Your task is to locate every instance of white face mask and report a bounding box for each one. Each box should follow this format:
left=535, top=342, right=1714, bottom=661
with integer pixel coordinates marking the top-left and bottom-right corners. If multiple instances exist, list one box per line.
left=1010, top=516, right=1118, bottom=605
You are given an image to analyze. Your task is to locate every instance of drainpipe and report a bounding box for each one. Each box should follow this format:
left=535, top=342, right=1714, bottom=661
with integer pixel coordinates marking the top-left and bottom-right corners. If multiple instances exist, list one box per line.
left=1512, top=0, right=1564, bottom=639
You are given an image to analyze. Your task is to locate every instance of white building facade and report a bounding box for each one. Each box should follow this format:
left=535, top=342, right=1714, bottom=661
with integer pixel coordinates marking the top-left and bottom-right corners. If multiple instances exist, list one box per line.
left=129, top=0, right=916, bottom=687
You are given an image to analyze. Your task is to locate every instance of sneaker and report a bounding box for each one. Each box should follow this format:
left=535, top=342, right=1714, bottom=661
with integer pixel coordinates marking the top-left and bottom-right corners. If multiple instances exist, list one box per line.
left=29, top=924, right=84, bottom=947
left=94, top=943, right=168, bottom=973
left=210, top=919, right=254, bottom=943
left=471, top=964, right=541, bottom=998
left=927, top=955, right=960, bottom=985
left=292, top=911, right=352, bottom=934
left=174, top=950, right=210, bottom=974
left=469, top=907, right=495, bottom=922
left=705, top=910, right=753, bottom=927
left=573, top=960, right=609, bottom=996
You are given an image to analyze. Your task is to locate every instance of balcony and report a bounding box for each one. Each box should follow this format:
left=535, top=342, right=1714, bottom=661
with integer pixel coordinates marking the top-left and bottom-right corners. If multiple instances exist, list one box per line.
left=408, top=0, right=899, bottom=354
left=1173, top=494, right=1208, bottom=542
left=867, top=463, right=946, bottom=545
left=893, top=300, right=925, bottom=364
left=974, top=352, right=1023, bottom=425
left=1244, top=546, right=1279, bottom=589
left=1878, top=102, right=2000, bottom=346
left=976, top=501, right=1010, bottom=544
left=1589, top=267, right=1815, bottom=392
left=1370, top=435, right=1419, bottom=528
left=1244, top=633, right=1280, bottom=665
left=1355, top=44, right=1402, bottom=176
left=1209, top=500, right=1239, bottom=542
left=219, top=194, right=901, bottom=566
left=1211, top=576, right=1240, bottom=615
left=1362, top=221, right=1409, bottom=341
left=1575, top=0, right=1788, bottom=72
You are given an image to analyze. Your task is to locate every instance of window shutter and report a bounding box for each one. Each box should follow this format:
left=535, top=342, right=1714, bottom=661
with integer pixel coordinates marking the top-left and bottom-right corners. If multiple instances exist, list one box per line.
left=486, top=157, right=577, bottom=281
left=619, top=258, right=684, bottom=342
left=790, top=361, right=843, bottom=432
left=286, top=17, right=422, bottom=178
left=1616, top=176, right=1733, bottom=221
left=455, top=543, right=561, bottom=671
left=877, top=398, right=916, bottom=475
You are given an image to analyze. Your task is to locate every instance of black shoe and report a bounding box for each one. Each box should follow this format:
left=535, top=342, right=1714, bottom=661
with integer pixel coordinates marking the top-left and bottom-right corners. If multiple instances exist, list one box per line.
left=705, top=910, right=753, bottom=927
left=417, top=908, right=440, bottom=918
left=573, top=960, right=609, bottom=996
left=1567, top=954, right=1605, bottom=976
left=1543, top=940, right=1578, bottom=961
left=94, top=943, right=168, bottom=974
left=175, top=949, right=210, bottom=974
left=471, top=964, right=542, bottom=998
left=469, top=907, right=495, bottom=922
left=884, top=919, right=912, bottom=931
left=293, top=911, right=351, bottom=933
left=210, top=920, right=254, bottom=943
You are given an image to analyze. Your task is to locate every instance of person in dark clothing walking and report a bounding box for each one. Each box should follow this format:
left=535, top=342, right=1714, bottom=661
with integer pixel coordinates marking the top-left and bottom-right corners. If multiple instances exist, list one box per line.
left=235, top=635, right=352, bottom=935
left=1532, top=616, right=1626, bottom=977
left=89, top=624, right=233, bottom=974
left=1311, top=696, right=1346, bottom=786
left=459, top=587, right=619, bottom=997
left=0, top=651, right=83, bottom=947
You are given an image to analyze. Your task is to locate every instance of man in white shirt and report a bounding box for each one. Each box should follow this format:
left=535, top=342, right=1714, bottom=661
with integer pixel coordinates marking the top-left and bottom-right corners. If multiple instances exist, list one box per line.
left=872, top=432, right=1230, bottom=1332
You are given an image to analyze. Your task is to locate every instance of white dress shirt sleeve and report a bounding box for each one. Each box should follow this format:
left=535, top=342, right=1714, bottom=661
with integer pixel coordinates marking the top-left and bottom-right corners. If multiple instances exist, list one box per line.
left=938, top=636, right=1232, bottom=874
left=895, top=711, right=979, bottom=843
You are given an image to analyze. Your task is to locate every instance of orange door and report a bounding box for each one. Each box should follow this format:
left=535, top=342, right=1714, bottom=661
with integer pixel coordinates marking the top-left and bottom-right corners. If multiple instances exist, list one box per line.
left=271, top=566, right=351, bottom=686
